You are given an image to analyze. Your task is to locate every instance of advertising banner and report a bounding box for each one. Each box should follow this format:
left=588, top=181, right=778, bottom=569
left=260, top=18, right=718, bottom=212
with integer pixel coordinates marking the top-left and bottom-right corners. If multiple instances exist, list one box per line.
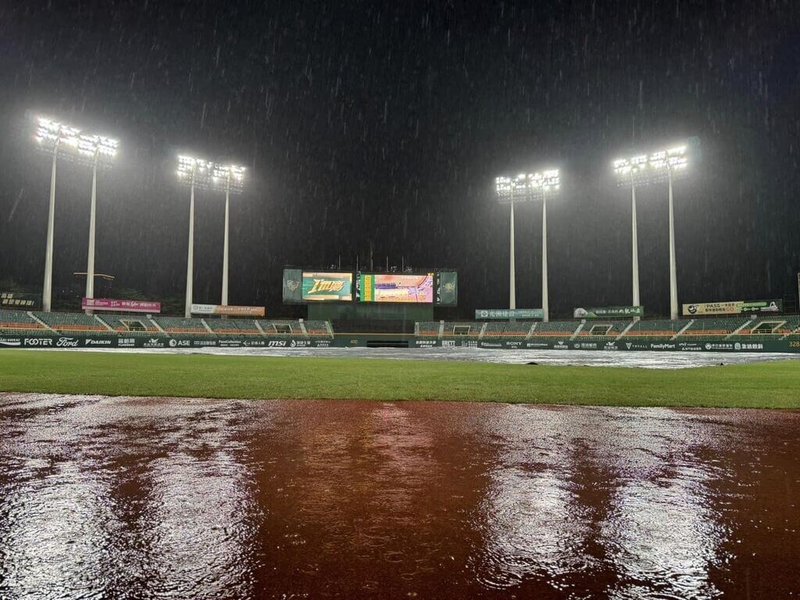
left=282, top=268, right=303, bottom=304
left=573, top=306, right=644, bottom=319
left=435, top=271, right=458, bottom=306
left=302, top=272, right=353, bottom=302
left=682, top=299, right=783, bottom=316
left=475, top=308, right=545, bottom=320
left=359, top=273, right=434, bottom=303
left=0, top=292, right=39, bottom=309
left=190, top=304, right=265, bottom=317
left=82, top=298, right=161, bottom=313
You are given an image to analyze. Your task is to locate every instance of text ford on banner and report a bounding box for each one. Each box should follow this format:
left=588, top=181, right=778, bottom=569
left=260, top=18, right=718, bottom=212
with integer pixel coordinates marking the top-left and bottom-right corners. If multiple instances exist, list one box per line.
left=82, top=298, right=161, bottom=313
left=683, top=299, right=783, bottom=316
left=190, top=304, right=266, bottom=317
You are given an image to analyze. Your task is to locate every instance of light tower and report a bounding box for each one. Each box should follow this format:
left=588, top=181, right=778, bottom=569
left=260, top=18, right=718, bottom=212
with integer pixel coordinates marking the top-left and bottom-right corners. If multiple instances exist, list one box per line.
left=494, top=169, right=560, bottom=321
left=33, top=117, right=118, bottom=313
left=176, top=155, right=245, bottom=318
left=613, top=141, right=694, bottom=320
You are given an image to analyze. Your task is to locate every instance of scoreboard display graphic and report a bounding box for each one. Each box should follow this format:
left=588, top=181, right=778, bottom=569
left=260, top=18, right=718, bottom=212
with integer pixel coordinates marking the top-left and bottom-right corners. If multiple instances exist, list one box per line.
left=359, top=273, right=434, bottom=303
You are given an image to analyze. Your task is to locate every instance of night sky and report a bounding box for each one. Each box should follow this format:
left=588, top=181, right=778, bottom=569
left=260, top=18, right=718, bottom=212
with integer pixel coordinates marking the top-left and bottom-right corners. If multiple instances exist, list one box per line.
left=1, top=1, right=799, bottom=318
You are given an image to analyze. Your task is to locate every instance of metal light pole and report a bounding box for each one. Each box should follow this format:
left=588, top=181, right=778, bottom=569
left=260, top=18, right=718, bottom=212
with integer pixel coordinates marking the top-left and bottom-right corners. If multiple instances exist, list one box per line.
left=495, top=170, right=560, bottom=317
left=42, top=143, right=59, bottom=313
left=34, top=117, right=118, bottom=313
left=668, top=169, right=678, bottom=321
left=613, top=142, right=694, bottom=320
left=221, top=172, right=231, bottom=306
left=185, top=168, right=196, bottom=319
left=541, top=189, right=549, bottom=322
left=176, top=155, right=246, bottom=317
left=85, top=153, right=98, bottom=314
left=630, top=179, right=640, bottom=313
left=508, top=196, right=516, bottom=310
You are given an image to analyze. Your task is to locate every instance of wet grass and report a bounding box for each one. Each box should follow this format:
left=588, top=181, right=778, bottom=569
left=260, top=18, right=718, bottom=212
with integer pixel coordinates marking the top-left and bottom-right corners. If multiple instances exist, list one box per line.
left=0, top=350, right=799, bottom=408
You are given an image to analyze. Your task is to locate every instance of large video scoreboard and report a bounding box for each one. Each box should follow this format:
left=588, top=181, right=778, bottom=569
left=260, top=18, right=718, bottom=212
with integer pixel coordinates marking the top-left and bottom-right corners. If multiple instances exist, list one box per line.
left=283, top=269, right=457, bottom=306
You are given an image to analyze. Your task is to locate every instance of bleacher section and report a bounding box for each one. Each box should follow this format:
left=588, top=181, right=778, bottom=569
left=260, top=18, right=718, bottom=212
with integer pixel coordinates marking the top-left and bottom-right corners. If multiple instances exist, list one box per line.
left=0, top=310, right=47, bottom=335
left=204, top=318, right=263, bottom=336
left=729, top=316, right=800, bottom=341
left=153, top=316, right=210, bottom=335
left=97, top=314, right=160, bottom=336
left=625, top=319, right=693, bottom=339
left=304, top=320, right=333, bottom=338
left=481, top=321, right=533, bottom=340
left=680, top=318, right=750, bottom=339
left=575, top=321, right=631, bottom=340
left=35, top=311, right=107, bottom=333
left=529, top=321, right=579, bottom=338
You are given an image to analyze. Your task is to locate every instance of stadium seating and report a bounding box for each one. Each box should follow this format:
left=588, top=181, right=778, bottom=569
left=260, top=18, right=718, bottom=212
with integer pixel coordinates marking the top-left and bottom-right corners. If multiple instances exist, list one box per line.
left=416, top=321, right=441, bottom=339
left=441, top=322, right=482, bottom=340
left=153, top=316, right=211, bottom=335
left=729, top=316, right=800, bottom=341
left=97, top=314, right=160, bottom=336
left=257, top=320, right=303, bottom=336
left=623, top=319, right=693, bottom=339
left=575, top=321, right=632, bottom=340
left=481, top=321, right=535, bottom=340
left=204, top=318, right=263, bottom=336
left=680, top=318, right=750, bottom=339
left=529, top=321, right=579, bottom=338
left=34, top=311, right=107, bottom=333
left=0, top=310, right=47, bottom=335
left=304, top=320, right=333, bottom=338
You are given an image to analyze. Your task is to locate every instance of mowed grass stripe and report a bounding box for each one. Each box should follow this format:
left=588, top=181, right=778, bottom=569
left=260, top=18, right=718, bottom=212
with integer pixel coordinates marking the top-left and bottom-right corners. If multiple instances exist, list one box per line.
left=0, top=350, right=799, bottom=408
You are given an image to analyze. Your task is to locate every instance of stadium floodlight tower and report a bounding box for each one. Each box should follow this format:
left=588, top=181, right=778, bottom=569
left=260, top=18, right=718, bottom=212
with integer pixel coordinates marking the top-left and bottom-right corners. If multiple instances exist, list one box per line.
left=176, top=155, right=245, bottom=318
left=33, top=117, right=119, bottom=313
left=613, top=142, right=692, bottom=321
left=494, top=169, right=560, bottom=321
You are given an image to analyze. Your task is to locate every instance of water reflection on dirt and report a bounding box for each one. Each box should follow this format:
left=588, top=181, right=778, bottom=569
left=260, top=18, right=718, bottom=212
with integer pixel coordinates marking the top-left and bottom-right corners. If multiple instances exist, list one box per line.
left=1, top=394, right=798, bottom=598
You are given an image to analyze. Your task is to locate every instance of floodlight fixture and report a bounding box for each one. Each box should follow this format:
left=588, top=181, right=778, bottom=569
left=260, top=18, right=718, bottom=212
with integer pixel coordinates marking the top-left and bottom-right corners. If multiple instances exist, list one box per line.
left=177, top=154, right=245, bottom=193
left=495, top=169, right=560, bottom=202
left=612, top=143, right=690, bottom=187
left=35, top=116, right=118, bottom=166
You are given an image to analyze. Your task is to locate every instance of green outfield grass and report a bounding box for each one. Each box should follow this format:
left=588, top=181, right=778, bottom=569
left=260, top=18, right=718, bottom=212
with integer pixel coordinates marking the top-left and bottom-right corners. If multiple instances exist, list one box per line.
left=0, top=350, right=799, bottom=408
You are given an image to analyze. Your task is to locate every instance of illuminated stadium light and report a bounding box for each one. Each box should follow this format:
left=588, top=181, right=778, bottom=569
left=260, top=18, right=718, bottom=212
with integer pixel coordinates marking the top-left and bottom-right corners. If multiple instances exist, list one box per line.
left=35, top=117, right=118, bottom=165
left=494, top=169, right=560, bottom=202
left=613, top=139, right=699, bottom=320
left=177, top=155, right=248, bottom=315
left=494, top=167, right=561, bottom=321
left=612, top=144, right=688, bottom=186
left=33, top=116, right=119, bottom=313
left=176, top=154, right=245, bottom=193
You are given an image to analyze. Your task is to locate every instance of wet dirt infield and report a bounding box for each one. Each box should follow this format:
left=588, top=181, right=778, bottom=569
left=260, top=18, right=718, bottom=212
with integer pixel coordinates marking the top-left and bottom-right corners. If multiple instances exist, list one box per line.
left=1, top=394, right=799, bottom=599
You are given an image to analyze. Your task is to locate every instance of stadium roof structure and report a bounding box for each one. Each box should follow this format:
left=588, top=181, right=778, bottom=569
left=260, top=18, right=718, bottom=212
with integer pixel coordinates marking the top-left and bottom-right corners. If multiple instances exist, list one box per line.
left=176, top=154, right=246, bottom=193
left=494, top=169, right=560, bottom=203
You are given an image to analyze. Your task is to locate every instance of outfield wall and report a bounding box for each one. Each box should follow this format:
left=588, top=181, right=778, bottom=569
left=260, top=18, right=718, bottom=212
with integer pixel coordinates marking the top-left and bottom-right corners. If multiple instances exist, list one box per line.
left=0, top=334, right=333, bottom=349
left=411, top=338, right=800, bottom=353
